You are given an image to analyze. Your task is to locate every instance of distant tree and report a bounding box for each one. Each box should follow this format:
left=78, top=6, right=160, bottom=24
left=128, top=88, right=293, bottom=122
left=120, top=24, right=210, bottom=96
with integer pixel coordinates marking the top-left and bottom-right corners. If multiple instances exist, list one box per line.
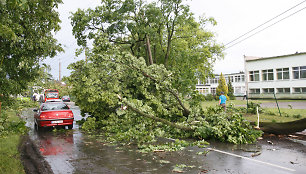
left=216, top=73, right=228, bottom=99
left=227, top=76, right=235, bottom=100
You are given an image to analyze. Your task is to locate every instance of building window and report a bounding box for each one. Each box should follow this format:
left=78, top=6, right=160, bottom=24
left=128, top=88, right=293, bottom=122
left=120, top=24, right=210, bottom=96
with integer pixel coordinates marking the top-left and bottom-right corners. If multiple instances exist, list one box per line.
left=277, top=88, right=290, bottom=93
left=262, top=69, right=274, bottom=81
left=262, top=88, right=274, bottom=94
left=234, top=86, right=242, bottom=94
left=249, top=88, right=260, bottom=94
left=293, top=87, right=306, bottom=93
left=204, top=88, right=209, bottom=94
left=235, top=75, right=241, bottom=82
left=241, top=75, right=245, bottom=82
left=276, top=68, right=289, bottom=80
left=198, top=88, right=209, bottom=94
left=249, top=71, right=259, bottom=81
left=215, top=78, right=219, bottom=84
left=293, top=66, right=306, bottom=79
left=211, top=87, right=216, bottom=94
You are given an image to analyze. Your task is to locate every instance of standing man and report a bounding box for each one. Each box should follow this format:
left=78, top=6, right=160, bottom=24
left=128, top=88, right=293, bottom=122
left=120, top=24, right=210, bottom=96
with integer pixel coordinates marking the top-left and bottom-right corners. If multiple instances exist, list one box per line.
left=219, top=91, right=227, bottom=111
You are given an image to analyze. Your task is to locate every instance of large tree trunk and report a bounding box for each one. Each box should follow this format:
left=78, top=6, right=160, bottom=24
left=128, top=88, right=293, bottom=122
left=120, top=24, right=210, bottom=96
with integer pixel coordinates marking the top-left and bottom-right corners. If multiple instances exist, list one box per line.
left=258, top=118, right=306, bottom=134
left=118, top=96, right=193, bottom=131
left=146, top=35, right=153, bottom=65
left=164, top=34, right=171, bottom=68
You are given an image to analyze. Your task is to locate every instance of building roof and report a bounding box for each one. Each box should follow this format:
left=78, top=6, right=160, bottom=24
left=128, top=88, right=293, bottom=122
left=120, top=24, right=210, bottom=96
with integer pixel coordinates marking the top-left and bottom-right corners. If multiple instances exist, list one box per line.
left=244, top=52, right=306, bottom=62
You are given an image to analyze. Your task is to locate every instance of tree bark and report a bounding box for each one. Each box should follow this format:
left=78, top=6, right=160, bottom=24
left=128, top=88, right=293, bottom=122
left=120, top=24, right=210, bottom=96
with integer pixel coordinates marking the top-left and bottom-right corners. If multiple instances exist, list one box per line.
left=146, top=35, right=153, bottom=65
left=259, top=118, right=306, bottom=134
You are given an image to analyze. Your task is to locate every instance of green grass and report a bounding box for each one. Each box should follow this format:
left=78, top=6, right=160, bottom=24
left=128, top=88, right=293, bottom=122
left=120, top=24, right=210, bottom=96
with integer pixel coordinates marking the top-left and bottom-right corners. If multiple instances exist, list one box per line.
left=201, top=100, right=306, bottom=123
left=0, top=110, right=25, bottom=174
left=0, top=134, right=25, bottom=174
left=246, top=108, right=306, bottom=123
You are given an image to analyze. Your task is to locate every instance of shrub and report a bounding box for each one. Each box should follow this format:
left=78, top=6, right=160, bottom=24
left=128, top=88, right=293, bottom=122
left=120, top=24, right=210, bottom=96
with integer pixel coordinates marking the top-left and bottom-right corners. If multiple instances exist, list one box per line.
left=247, top=102, right=263, bottom=114
left=204, top=94, right=215, bottom=101
left=293, top=114, right=302, bottom=119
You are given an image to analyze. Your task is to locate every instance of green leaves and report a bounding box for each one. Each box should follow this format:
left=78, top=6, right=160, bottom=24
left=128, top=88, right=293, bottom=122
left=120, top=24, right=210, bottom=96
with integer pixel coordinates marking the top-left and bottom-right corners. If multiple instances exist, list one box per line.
left=68, top=1, right=260, bottom=147
left=69, top=36, right=261, bottom=146
left=0, top=0, right=63, bottom=96
left=70, top=0, right=223, bottom=95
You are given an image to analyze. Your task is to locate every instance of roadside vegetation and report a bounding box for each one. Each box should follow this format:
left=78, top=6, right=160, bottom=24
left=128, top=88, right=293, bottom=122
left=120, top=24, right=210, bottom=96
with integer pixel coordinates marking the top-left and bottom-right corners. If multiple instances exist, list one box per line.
left=0, top=98, right=37, bottom=174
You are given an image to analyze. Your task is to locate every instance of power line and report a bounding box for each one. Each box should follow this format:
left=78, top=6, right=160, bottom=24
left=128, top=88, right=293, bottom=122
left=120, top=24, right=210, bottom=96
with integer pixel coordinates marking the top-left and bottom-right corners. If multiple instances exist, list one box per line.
left=224, top=0, right=306, bottom=47
left=225, top=5, right=306, bottom=50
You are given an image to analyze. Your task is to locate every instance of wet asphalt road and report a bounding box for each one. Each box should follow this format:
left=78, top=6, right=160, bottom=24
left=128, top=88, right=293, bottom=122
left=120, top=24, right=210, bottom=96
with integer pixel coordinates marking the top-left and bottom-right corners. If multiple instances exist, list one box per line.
left=21, top=103, right=306, bottom=174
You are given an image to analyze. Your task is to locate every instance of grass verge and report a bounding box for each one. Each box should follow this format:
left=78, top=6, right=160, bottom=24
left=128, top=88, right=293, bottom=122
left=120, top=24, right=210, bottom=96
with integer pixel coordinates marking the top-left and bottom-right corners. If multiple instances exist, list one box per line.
left=0, top=110, right=25, bottom=174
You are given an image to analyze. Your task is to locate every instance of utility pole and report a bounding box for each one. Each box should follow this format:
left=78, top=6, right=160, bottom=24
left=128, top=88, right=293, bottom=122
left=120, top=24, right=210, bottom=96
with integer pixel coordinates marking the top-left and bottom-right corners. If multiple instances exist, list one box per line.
left=59, top=58, right=61, bottom=81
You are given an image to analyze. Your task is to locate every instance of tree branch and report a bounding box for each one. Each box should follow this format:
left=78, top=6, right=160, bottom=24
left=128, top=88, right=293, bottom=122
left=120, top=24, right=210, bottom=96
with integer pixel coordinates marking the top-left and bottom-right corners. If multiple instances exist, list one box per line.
left=118, top=95, right=193, bottom=131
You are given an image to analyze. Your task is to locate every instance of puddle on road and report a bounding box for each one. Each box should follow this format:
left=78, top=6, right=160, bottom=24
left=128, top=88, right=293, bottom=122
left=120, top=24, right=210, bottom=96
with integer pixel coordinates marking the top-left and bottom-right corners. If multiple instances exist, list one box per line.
left=21, top=107, right=306, bottom=174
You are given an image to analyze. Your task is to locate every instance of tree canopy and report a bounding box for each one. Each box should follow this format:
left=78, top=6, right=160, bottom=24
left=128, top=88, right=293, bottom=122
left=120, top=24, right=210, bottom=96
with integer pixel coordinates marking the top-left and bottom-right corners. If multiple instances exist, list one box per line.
left=70, top=0, right=223, bottom=94
left=0, top=0, right=63, bottom=98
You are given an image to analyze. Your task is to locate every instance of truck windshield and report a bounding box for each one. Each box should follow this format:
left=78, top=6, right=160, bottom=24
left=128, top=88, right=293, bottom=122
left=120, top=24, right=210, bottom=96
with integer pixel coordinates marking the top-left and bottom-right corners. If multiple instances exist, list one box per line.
left=46, top=92, right=58, bottom=98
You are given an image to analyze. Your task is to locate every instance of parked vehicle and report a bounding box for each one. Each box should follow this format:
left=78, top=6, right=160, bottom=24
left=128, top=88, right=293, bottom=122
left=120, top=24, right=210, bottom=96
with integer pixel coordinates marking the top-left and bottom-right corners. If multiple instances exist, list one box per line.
left=34, top=102, right=74, bottom=130
left=61, top=96, right=70, bottom=102
left=45, top=99, right=62, bottom=103
left=44, top=89, right=59, bottom=102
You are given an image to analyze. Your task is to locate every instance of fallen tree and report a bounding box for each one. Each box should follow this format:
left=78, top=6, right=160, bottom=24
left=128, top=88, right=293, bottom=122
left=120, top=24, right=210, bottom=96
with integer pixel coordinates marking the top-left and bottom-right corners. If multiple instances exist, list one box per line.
left=259, top=118, right=306, bottom=135
left=68, top=34, right=262, bottom=145
left=68, top=0, right=261, bottom=145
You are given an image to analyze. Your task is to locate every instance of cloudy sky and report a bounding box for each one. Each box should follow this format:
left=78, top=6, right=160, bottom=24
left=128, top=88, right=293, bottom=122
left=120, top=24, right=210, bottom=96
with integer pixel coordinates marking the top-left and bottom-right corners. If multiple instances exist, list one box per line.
left=44, top=0, right=306, bottom=79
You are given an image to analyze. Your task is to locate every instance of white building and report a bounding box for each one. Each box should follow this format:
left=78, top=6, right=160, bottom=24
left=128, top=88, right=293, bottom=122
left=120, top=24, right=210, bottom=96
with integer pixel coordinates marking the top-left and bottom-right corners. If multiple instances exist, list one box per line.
left=196, top=72, right=246, bottom=97
left=244, top=52, right=306, bottom=99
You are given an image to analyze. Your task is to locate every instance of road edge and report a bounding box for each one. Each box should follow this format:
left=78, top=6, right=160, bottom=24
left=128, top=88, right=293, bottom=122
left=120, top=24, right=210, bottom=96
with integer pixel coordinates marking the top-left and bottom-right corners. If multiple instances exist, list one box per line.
left=18, top=135, right=54, bottom=174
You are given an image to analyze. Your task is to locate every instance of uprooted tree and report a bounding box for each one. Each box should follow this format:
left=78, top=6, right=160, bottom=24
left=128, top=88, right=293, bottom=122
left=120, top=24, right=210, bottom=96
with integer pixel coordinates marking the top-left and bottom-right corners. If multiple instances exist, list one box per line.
left=68, top=0, right=261, bottom=144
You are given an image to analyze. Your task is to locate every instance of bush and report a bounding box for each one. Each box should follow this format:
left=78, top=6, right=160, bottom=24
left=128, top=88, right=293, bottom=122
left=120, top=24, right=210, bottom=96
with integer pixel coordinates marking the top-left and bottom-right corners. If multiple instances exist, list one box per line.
left=293, top=114, right=302, bottom=119
left=0, top=111, right=28, bottom=137
left=0, top=97, right=34, bottom=137
left=204, top=94, right=215, bottom=101
left=247, top=102, right=263, bottom=114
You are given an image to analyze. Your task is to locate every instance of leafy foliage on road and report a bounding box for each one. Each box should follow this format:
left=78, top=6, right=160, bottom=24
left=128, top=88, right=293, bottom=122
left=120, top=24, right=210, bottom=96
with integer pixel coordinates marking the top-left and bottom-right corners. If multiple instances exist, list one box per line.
left=68, top=0, right=261, bottom=145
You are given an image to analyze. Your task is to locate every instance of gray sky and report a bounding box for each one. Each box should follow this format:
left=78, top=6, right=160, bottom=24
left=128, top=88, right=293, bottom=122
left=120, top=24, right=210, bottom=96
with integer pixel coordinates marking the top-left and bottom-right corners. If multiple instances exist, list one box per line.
left=44, top=0, right=306, bottom=79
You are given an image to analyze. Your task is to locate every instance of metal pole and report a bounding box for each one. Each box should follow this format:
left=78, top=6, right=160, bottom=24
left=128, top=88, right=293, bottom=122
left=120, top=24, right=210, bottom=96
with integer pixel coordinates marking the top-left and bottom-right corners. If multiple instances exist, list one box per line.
left=273, top=92, right=281, bottom=116
left=246, top=94, right=249, bottom=112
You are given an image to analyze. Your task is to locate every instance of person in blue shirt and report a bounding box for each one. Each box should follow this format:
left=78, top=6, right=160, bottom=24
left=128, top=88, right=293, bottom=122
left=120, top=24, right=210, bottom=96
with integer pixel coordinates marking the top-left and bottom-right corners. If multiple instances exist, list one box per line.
left=219, top=91, right=227, bottom=111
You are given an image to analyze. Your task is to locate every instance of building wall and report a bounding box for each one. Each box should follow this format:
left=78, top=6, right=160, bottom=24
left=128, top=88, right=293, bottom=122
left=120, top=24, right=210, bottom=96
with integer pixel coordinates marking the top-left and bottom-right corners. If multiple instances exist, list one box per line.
left=196, top=72, right=246, bottom=96
left=245, top=53, right=306, bottom=99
